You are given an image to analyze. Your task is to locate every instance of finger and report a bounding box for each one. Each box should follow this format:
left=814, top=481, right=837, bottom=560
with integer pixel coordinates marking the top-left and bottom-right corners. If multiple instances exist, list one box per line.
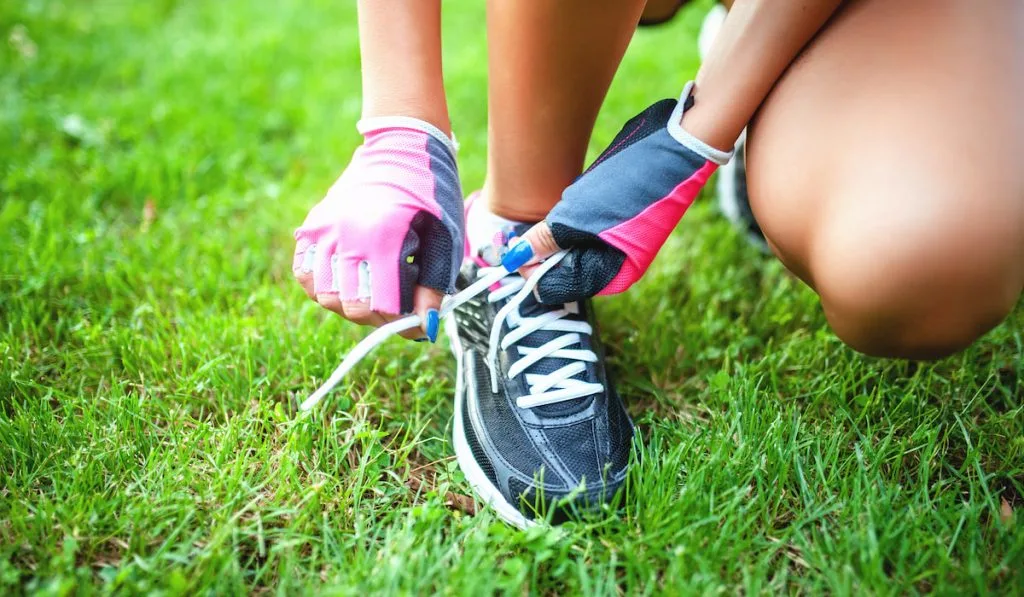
left=292, top=237, right=313, bottom=273
left=377, top=285, right=440, bottom=341
left=412, top=285, right=443, bottom=342
left=368, top=252, right=406, bottom=315
left=311, top=242, right=337, bottom=295
left=502, top=222, right=560, bottom=273
left=398, top=222, right=423, bottom=316
left=374, top=278, right=441, bottom=341
left=315, top=292, right=346, bottom=317
left=340, top=298, right=388, bottom=328
left=296, top=271, right=316, bottom=300
left=409, top=211, right=457, bottom=300
left=293, top=242, right=317, bottom=300
left=334, top=253, right=363, bottom=301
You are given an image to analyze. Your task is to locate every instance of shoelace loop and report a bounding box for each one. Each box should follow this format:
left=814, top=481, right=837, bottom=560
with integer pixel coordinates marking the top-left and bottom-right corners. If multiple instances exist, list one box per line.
left=300, top=250, right=602, bottom=412
left=479, top=258, right=603, bottom=409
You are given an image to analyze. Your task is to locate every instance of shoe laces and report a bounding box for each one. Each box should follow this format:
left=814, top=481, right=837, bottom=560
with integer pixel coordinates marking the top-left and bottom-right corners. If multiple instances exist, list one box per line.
left=477, top=262, right=603, bottom=409
left=300, top=250, right=603, bottom=412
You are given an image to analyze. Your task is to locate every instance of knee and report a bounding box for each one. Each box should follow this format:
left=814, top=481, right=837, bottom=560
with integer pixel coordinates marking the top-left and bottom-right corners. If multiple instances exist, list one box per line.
left=810, top=209, right=1021, bottom=360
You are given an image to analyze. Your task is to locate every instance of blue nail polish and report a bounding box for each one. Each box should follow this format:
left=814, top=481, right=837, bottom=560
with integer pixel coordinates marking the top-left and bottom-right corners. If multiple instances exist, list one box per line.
left=501, top=241, right=534, bottom=271
left=426, top=309, right=440, bottom=343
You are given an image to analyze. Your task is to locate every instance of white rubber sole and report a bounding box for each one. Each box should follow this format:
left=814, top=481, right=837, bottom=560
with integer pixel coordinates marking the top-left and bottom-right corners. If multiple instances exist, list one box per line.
left=445, top=316, right=536, bottom=530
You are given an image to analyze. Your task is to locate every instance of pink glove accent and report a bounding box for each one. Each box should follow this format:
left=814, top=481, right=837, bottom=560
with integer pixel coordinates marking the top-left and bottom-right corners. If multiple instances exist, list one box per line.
left=596, top=161, right=717, bottom=295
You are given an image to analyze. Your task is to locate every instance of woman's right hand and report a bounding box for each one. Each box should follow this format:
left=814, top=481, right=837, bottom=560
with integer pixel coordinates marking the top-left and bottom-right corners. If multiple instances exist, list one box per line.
left=292, top=117, right=464, bottom=342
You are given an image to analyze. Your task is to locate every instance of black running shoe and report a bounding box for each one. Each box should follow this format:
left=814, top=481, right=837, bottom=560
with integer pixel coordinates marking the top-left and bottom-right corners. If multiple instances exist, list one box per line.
left=447, top=244, right=634, bottom=528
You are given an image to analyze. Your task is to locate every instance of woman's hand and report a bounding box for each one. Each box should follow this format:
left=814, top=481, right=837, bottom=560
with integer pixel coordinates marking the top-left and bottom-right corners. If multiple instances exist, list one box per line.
left=505, top=82, right=732, bottom=304
left=293, top=117, right=463, bottom=342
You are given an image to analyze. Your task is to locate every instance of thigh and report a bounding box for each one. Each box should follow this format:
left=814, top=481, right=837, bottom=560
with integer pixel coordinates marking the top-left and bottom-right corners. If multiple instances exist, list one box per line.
left=746, top=0, right=1024, bottom=293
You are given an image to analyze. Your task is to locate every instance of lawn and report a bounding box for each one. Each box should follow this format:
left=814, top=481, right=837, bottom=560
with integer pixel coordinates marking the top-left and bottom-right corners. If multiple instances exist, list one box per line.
left=1, top=0, right=1021, bottom=594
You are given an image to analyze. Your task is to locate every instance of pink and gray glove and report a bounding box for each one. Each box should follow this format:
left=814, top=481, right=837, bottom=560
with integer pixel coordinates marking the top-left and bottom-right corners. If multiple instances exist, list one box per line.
left=508, top=82, right=732, bottom=304
left=293, top=117, right=463, bottom=340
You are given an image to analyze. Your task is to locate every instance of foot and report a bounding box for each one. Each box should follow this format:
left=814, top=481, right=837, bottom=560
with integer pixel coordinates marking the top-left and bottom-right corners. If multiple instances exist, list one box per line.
left=448, top=197, right=634, bottom=528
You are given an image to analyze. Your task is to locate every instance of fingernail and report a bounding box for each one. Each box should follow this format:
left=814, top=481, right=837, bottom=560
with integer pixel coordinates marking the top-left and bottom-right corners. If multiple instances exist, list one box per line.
left=426, top=309, right=440, bottom=343
left=501, top=241, right=534, bottom=271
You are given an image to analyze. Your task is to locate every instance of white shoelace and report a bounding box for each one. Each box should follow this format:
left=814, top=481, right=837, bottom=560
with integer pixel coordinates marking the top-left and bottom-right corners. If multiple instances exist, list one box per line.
left=300, top=250, right=604, bottom=411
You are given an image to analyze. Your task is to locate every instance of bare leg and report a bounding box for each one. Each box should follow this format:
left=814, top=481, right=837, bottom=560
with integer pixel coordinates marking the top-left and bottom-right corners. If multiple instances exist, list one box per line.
left=745, top=0, right=1024, bottom=359
left=483, top=0, right=648, bottom=222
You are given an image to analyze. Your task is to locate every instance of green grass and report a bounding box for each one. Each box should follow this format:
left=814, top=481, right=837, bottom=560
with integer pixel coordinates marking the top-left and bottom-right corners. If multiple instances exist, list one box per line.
left=1, top=0, right=1021, bottom=593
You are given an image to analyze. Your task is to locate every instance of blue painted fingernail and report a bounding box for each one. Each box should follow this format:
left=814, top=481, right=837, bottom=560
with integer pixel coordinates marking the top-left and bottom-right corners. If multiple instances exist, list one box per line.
left=426, top=309, right=440, bottom=343
left=501, top=241, right=534, bottom=271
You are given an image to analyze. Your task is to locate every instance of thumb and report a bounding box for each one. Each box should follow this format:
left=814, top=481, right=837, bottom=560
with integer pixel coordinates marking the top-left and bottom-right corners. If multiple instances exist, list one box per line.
left=501, top=221, right=562, bottom=273
left=408, top=285, right=444, bottom=342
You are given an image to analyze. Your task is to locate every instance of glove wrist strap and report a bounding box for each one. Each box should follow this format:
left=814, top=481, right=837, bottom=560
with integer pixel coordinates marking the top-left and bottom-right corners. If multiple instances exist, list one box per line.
left=666, top=81, right=734, bottom=165
left=357, top=116, right=459, bottom=158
